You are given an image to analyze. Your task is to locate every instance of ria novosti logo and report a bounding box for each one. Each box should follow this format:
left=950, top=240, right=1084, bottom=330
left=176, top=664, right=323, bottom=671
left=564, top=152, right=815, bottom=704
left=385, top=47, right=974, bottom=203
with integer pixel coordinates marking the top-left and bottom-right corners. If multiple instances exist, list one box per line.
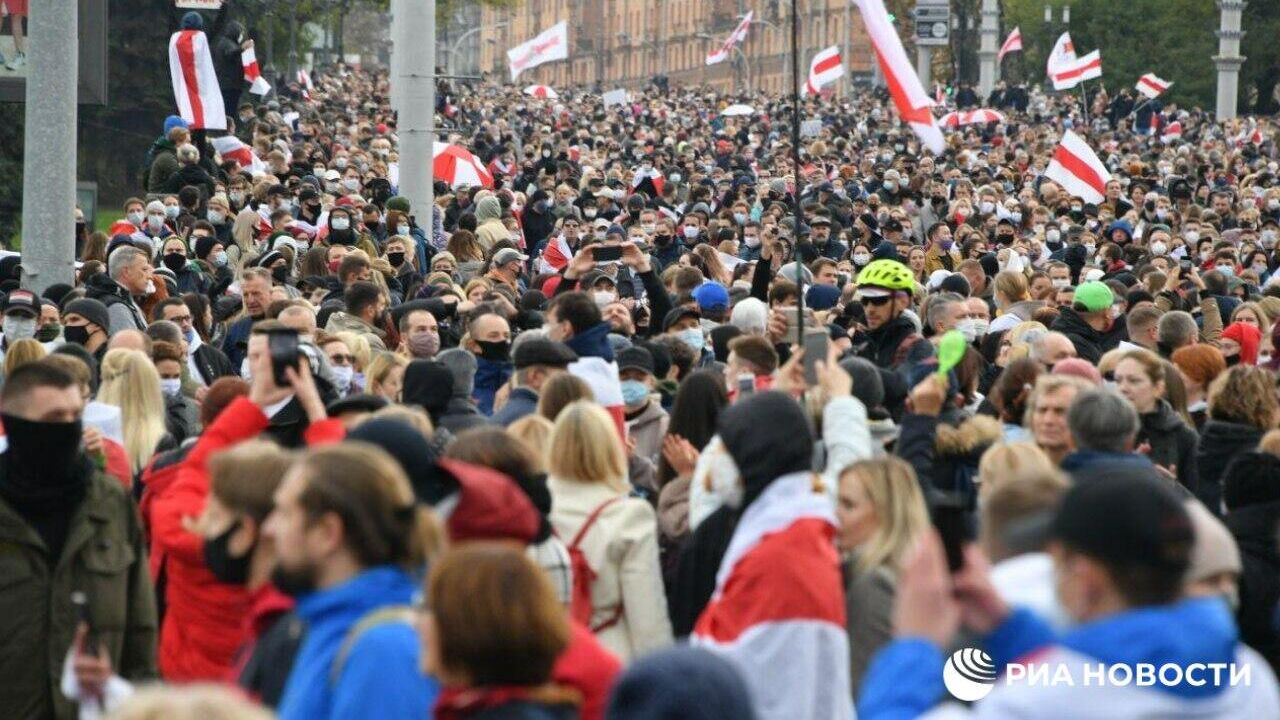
left=943, top=648, right=997, bottom=701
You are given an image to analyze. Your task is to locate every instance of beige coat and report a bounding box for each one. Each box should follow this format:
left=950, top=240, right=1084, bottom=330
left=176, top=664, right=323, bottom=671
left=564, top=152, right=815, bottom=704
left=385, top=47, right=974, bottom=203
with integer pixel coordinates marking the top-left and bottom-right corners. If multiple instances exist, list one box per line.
left=548, top=475, right=673, bottom=663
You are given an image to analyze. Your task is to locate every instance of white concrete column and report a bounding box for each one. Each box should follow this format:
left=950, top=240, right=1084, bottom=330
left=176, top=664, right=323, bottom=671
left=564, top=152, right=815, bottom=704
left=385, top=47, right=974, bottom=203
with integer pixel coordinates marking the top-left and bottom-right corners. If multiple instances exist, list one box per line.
left=916, top=46, right=933, bottom=91
left=398, top=0, right=436, bottom=222
left=1214, top=0, right=1246, bottom=120
left=977, top=0, right=999, bottom=98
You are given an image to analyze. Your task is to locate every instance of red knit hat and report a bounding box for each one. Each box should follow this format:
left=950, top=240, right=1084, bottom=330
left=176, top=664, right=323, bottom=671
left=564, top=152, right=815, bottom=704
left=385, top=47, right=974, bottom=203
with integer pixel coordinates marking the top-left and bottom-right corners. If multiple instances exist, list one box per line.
left=1221, top=322, right=1262, bottom=365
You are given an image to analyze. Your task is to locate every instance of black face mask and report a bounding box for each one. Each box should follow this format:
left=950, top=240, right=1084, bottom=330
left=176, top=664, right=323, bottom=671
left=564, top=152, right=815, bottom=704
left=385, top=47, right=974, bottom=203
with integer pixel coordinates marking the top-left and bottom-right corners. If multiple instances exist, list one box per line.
left=654, top=233, right=673, bottom=247
left=203, top=519, right=251, bottom=585
left=386, top=251, right=405, bottom=268
left=0, top=412, right=85, bottom=502
left=1224, top=353, right=1242, bottom=367
left=476, top=339, right=511, bottom=363
left=271, top=563, right=318, bottom=598
left=163, top=253, right=187, bottom=273
left=63, top=324, right=91, bottom=347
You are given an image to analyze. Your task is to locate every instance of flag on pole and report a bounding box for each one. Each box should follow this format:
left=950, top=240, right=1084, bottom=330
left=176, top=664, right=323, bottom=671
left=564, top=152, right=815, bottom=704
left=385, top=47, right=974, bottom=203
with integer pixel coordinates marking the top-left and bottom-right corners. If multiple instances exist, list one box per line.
left=853, top=0, right=944, bottom=154
left=168, top=29, right=227, bottom=130
left=1135, top=73, right=1171, bottom=100
left=1050, top=50, right=1102, bottom=91
left=692, top=473, right=852, bottom=720
left=210, top=135, right=267, bottom=176
left=998, top=27, right=1022, bottom=62
left=242, top=46, right=271, bottom=96
left=508, top=21, right=569, bottom=80
left=1044, top=130, right=1112, bottom=204
left=1046, top=32, right=1077, bottom=76
left=706, top=11, right=753, bottom=65
left=805, top=46, right=844, bottom=95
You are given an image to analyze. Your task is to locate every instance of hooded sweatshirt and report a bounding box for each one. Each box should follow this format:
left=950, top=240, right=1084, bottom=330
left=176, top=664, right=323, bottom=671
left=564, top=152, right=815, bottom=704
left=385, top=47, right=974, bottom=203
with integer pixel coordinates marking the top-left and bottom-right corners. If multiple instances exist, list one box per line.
left=474, top=195, right=510, bottom=251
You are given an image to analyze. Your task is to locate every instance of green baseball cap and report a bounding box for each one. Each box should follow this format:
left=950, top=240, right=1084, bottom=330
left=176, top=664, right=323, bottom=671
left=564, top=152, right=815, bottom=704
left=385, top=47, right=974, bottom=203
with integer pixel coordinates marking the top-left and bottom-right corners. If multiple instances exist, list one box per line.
left=1074, top=281, right=1115, bottom=313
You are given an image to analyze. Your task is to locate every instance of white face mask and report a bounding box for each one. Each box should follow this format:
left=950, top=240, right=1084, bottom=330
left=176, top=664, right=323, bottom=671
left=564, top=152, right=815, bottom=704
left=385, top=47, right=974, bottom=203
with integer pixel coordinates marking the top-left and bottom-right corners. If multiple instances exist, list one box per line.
left=683, top=225, right=700, bottom=239
left=980, top=201, right=995, bottom=214
left=128, top=211, right=145, bottom=226
left=1185, top=230, right=1200, bottom=243
left=159, top=378, right=182, bottom=397
left=147, top=215, right=165, bottom=231
left=971, top=318, right=990, bottom=338
left=957, top=318, right=978, bottom=343
left=331, top=364, right=354, bottom=394
left=331, top=217, right=350, bottom=231
left=164, top=206, right=180, bottom=220
left=342, top=178, right=360, bottom=191
left=1052, top=278, right=1070, bottom=289
left=1150, top=242, right=1168, bottom=256
left=593, top=290, right=617, bottom=308
left=853, top=253, right=871, bottom=266
left=744, top=234, right=761, bottom=248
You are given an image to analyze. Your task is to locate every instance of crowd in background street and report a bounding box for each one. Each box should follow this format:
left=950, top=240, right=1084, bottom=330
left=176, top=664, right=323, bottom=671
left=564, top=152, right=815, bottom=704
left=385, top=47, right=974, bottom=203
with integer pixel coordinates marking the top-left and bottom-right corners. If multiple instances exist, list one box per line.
left=3, top=51, right=1280, bottom=719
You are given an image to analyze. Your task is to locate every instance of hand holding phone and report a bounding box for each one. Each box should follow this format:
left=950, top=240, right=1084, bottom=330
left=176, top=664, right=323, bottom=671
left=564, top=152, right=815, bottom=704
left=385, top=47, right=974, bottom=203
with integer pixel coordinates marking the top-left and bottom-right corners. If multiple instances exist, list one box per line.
left=268, top=329, right=301, bottom=388
left=930, top=498, right=973, bottom=573
left=802, top=331, right=829, bottom=386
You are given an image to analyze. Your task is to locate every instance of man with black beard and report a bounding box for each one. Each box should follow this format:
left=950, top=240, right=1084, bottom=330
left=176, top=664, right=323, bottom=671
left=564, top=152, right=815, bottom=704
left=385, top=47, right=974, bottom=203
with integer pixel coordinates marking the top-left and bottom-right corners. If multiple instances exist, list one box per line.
left=0, top=362, right=158, bottom=719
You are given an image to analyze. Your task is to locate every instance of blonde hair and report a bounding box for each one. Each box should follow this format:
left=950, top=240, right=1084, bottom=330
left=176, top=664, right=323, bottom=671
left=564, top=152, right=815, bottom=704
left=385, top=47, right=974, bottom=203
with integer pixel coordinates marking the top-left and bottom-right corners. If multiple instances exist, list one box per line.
left=1231, top=301, right=1272, bottom=338
left=977, top=442, right=1057, bottom=498
left=3, top=338, right=47, bottom=378
left=508, top=414, right=553, bottom=472
left=334, top=330, right=373, bottom=371
left=1260, top=429, right=1280, bottom=458
left=105, top=683, right=275, bottom=720
left=365, top=351, right=408, bottom=398
left=98, top=349, right=168, bottom=474
left=995, top=270, right=1031, bottom=304
left=840, top=457, right=930, bottom=573
left=1208, top=365, right=1280, bottom=431
left=367, top=403, right=435, bottom=437
left=547, top=401, right=627, bottom=490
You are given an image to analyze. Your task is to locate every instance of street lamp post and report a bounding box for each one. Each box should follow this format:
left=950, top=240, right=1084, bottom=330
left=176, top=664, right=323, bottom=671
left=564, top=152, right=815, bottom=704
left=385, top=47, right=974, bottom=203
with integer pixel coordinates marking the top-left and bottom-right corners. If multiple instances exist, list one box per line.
left=287, top=0, right=299, bottom=80
left=449, top=22, right=508, bottom=76
left=741, top=15, right=784, bottom=99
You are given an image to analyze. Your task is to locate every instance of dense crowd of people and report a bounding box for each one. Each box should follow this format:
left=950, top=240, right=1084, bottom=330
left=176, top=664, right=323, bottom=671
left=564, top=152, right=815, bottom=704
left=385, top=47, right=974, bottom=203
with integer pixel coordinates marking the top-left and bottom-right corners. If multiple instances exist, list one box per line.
left=5, top=54, right=1280, bottom=719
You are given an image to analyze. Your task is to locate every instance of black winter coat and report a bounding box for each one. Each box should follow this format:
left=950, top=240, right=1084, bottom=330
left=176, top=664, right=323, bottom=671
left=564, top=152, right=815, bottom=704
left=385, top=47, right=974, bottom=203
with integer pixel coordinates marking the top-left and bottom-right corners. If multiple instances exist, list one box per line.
left=1225, top=500, right=1280, bottom=674
left=858, top=315, right=919, bottom=370
left=1136, top=400, right=1200, bottom=498
left=1197, top=420, right=1265, bottom=514
left=1050, top=307, right=1127, bottom=365
left=669, top=505, right=737, bottom=638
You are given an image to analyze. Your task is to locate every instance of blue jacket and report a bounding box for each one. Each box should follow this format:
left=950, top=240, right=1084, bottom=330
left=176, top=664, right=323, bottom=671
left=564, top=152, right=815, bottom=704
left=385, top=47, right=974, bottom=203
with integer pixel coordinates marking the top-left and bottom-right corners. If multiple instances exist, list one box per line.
left=858, top=598, right=1270, bottom=719
left=474, top=357, right=513, bottom=416
left=277, top=566, right=437, bottom=720
left=564, top=322, right=615, bottom=362
left=492, top=387, right=539, bottom=426
left=220, top=315, right=256, bottom=371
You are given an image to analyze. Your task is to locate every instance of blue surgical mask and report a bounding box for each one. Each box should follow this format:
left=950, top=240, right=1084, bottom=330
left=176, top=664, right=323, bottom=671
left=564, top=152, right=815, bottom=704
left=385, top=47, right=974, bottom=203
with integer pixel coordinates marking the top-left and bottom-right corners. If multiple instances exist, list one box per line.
left=620, top=379, right=649, bottom=407
left=677, top=327, right=705, bottom=353
left=1217, top=264, right=1236, bottom=277
left=183, top=327, right=195, bottom=344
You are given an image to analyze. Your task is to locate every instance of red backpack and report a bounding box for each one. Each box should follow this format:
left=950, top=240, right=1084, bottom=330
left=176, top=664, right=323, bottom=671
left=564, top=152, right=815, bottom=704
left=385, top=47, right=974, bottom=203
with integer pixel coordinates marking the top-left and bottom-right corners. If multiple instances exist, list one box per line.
left=567, top=496, right=625, bottom=632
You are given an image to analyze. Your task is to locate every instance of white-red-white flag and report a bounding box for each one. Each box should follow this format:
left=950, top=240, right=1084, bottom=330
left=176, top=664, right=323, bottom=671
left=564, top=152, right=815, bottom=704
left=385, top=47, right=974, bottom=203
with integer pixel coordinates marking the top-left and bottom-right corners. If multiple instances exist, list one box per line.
left=538, top=233, right=575, bottom=274
left=568, top=357, right=626, bottom=440
left=296, top=68, right=314, bottom=100
left=1044, top=130, right=1112, bottom=204
left=1046, top=32, right=1077, bottom=76
left=1050, top=50, right=1102, bottom=91
left=854, top=0, right=944, bottom=154
left=1135, top=73, right=1171, bottom=100
left=998, top=27, right=1023, bottom=62
left=631, top=166, right=665, bottom=197
left=706, top=11, right=753, bottom=66
left=692, top=473, right=852, bottom=720
left=508, top=21, right=569, bottom=80
left=168, top=29, right=227, bottom=130
left=242, top=46, right=271, bottom=96
left=1161, top=121, right=1184, bottom=143
left=210, top=135, right=266, bottom=176
left=805, top=46, right=844, bottom=95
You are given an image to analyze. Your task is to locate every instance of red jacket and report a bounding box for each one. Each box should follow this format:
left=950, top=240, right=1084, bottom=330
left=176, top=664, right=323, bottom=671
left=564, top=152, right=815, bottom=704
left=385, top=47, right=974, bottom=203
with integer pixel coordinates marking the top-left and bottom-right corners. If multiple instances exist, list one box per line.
left=150, top=396, right=344, bottom=681
left=554, top=622, right=622, bottom=720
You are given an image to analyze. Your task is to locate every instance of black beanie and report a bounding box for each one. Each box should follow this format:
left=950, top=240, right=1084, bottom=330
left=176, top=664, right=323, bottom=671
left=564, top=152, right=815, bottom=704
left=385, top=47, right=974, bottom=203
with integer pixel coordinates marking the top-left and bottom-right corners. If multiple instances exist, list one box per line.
left=1223, top=451, right=1280, bottom=511
left=717, top=391, right=813, bottom=509
left=346, top=417, right=456, bottom=505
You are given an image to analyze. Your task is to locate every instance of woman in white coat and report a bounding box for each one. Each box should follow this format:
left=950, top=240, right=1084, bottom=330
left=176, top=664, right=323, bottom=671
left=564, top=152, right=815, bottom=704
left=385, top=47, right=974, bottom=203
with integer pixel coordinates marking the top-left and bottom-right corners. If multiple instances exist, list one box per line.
left=547, top=400, right=674, bottom=663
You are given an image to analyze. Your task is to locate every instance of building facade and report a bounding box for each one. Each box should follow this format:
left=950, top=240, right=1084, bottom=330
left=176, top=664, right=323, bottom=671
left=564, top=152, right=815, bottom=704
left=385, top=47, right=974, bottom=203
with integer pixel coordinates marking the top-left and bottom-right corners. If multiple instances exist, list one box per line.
left=474, top=0, right=873, bottom=94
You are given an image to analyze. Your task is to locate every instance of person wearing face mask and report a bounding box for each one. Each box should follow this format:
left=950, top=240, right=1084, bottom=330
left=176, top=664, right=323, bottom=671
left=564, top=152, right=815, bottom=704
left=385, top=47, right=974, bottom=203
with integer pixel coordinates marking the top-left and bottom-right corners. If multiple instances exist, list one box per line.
left=0, top=363, right=159, bottom=719
left=0, top=290, right=40, bottom=363
left=325, top=206, right=381, bottom=259
left=924, top=222, right=959, bottom=273
left=158, top=236, right=210, bottom=296
left=141, top=200, right=175, bottom=241
left=465, top=312, right=514, bottom=416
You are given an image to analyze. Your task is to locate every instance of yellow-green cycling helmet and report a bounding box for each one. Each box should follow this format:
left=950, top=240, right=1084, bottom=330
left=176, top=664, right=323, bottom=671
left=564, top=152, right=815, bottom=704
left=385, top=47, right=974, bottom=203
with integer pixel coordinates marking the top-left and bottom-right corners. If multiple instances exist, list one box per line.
left=856, top=259, right=915, bottom=291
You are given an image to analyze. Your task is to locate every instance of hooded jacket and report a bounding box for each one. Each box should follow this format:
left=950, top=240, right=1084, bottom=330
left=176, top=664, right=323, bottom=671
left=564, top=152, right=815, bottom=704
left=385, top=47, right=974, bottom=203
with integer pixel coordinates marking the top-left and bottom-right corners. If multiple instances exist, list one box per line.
left=474, top=195, right=511, bottom=251
left=1050, top=306, right=1127, bottom=365
left=858, top=314, right=919, bottom=370
left=896, top=412, right=1001, bottom=510
left=277, top=567, right=438, bottom=720
left=858, top=598, right=1280, bottom=719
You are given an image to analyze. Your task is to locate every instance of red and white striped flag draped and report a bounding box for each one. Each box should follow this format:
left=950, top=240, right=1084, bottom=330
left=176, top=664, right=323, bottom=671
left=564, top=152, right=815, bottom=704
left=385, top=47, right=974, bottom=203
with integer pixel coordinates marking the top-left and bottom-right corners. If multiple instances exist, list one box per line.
left=706, top=11, right=753, bottom=66
left=210, top=135, right=267, bottom=176
left=998, top=27, right=1023, bottom=62
left=1161, top=121, right=1184, bottom=143
left=693, top=473, right=852, bottom=720
left=631, top=166, right=665, bottom=197
left=854, top=0, right=944, bottom=154
left=538, top=233, right=574, bottom=274
left=1044, top=130, right=1113, bottom=204
left=508, top=21, right=569, bottom=80
left=568, top=357, right=626, bottom=440
left=242, top=46, right=271, bottom=96
left=168, top=29, right=227, bottom=130
left=1050, top=50, right=1102, bottom=91
left=1135, top=73, right=1171, bottom=100
left=805, top=46, right=844, bottom=95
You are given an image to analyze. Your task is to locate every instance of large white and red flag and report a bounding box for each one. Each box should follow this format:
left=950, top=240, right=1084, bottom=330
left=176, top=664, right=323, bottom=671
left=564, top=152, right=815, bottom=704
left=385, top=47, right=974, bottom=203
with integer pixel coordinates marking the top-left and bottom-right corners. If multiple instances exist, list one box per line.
left=1044, top=130, right=1112, bottom=204
left=854, top=0, right=944, bottom=154
left=210, top=135, right=267, bottom=176
left=998, top=27, right=1023, bottom=62
left=1051, top=50, right=1102, bottom=91
left=538, top=233, right=575, bottom=274
left=168, top=29, right=227, bottom=130
left=706, top=11, right=753, bottom=66
left=692, top=472, right=853, bottom=720
left=508, top=21, right=569, bottom=80
left=1160, top=120, right=1184, bottom=143
left=567, top=357, right=626, bottom=440
left=1046, top=32, right=1077, bottom=76
left=242, top=46, right=271, bottom=96
left=1135, top=73, right=1171, bottom=100
left=805, top=46, right=844, bottom=95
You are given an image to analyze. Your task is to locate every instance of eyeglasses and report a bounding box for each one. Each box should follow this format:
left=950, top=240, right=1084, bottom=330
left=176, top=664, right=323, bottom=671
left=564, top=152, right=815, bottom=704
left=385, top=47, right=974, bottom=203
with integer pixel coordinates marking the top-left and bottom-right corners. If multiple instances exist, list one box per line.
left=328, top=354, right=355, bottom=365
left=859, top=295, right=893, bottom=307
